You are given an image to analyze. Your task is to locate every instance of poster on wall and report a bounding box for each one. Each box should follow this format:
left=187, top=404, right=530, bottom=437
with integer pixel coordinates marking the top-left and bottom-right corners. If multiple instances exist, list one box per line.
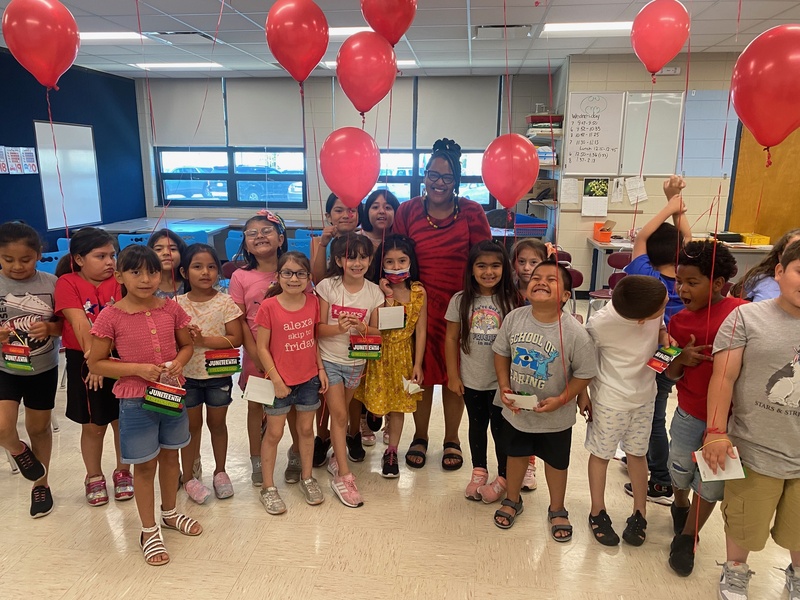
left=21, top=147, right=38, bottom=174
left=0, top=146, right=8, bottom=174
left=5, top=147, right=23, bottom=174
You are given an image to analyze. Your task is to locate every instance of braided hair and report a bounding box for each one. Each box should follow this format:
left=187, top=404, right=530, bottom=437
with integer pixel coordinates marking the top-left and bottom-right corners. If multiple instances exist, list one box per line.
left=426, top=138, right=462, bottom=196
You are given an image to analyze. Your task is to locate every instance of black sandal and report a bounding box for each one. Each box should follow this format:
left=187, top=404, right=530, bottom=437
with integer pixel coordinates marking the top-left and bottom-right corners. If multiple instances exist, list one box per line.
left=622, top=510, right=647, bottom=546
left=405, top=438, right=428, bottom=469
left=588, top=509, right=620, bottom=546
left=441, top=441, right=464, bottom=471
left=548, top=507, right=573, bottom=543
left=494, top=497, right=524, bottom=529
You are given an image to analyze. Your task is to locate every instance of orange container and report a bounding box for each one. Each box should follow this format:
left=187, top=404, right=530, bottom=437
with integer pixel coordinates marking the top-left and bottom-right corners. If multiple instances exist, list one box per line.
left=593, top=222, right=612, bottom=243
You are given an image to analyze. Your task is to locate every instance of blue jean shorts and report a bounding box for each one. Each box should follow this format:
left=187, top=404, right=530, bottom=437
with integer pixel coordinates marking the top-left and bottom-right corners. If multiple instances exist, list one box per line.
left=118, top=398, right=190, bottom=464
left=263, top=376, right=322, bottom=417
left=183, top=376, right=234, bottom=409
left=323, top=360, right=365, bottom=390
left=668, top=406, right=724, bottom=502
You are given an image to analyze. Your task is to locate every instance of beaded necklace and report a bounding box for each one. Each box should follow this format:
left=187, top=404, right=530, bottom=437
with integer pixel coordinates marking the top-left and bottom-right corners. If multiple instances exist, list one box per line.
left=423, top=195, right=460, bottom=229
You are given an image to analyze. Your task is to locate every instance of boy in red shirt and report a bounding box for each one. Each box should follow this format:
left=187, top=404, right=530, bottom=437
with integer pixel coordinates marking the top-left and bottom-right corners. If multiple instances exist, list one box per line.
left=665, top=240, right=744, bottom=576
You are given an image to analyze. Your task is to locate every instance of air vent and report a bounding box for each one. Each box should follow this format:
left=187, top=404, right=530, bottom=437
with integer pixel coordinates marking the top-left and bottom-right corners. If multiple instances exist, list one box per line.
left=473, top=25, right=531, bottom=40
left=146, top=32, right=225, bottom=46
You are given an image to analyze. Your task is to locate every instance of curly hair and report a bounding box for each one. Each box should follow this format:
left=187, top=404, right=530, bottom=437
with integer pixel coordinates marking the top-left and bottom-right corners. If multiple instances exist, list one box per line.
left=678, top=240, right=737, bottom=282
left=426, top=138, right=462, bottom=195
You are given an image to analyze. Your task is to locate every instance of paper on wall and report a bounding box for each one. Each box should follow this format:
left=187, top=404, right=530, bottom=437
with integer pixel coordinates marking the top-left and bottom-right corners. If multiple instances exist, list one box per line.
left=5, top=147, right=23, bottom=175
left=609, top=178, right=624, bottom=204
left=625, top=176, right=648, bottom=205
left=581, top=195, right=608, bottom=217
left=0, top=146, right=8, bottom=174
left=21, top=147, right=38, bottom=174
left=560, top=178, right=580, bottom=204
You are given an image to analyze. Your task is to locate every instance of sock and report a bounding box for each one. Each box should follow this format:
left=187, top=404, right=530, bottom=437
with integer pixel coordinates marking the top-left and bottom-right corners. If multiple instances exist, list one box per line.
left=250, top=455, right=261, bottom=471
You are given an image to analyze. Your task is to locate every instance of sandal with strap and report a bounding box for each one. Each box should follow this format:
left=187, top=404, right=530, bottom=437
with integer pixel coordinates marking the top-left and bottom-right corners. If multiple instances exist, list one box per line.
left=548, top=507, right=573, bottom=543
left=161, top=507, right=203, bottom=536
left=441, top=441, right=464, bottom=471
left=494, top=497, right=524, bottom=529
left=622, top=510, right=647, bottom=547
left=140, top=525, right=170, bottom=566
left=589, top=509, right=620, bottom=546
left=405, top=438, right=428, bottom=469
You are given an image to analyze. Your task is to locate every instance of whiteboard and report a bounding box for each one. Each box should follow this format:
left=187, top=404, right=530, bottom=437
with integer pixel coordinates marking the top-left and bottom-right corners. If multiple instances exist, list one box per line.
left=620, top=92, right=684, bottom=176
left=564, top=92, right=625, bottom=176
left=34, top=122, right=102, bottom=230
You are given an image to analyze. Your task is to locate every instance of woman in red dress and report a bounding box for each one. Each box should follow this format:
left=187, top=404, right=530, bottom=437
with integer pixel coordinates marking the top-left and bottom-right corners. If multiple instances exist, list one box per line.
left=393, top=138, right=491, bottom=470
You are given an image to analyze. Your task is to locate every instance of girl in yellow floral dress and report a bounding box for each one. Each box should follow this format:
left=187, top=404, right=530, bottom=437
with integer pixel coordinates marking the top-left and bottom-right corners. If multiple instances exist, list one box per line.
left=356, top=235, right=427, bottom=478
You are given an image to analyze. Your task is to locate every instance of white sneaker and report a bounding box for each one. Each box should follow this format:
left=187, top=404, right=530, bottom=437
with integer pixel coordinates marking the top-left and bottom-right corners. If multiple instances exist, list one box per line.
left=718, top=561, right=753, bottom=600
left=786, top=564, right=800, bottom=600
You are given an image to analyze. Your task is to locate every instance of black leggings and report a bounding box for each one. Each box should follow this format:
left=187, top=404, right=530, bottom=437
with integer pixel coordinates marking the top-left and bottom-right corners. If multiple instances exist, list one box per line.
left=463, top=387, right=506, bottom=477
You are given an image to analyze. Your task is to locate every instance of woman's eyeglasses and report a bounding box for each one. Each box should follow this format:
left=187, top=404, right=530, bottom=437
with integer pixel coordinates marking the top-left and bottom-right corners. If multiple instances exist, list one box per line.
left=425, top=170, right=455, bottom=185
left=244, top=226, right=277, bottom=237
left=279, top=269, right=310, bottom=280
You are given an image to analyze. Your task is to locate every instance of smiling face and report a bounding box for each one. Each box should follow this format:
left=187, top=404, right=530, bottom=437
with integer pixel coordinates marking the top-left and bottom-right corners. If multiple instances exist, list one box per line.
left=527, top=263, right=570, bottom=308
left=473, top=252, right=503, bottom=295
left=116, top=264, right=162, bottom=300
left=243, top=220, right=284, bottom=259
left=515, top=247, right=545, bottom=287
left=278, top=258, right=310, bottom=295
left=336, top=252, right=371, bottom=281
left=327, top=199, right=358, bottom=234
left=151, top=235, right=181, bottom=274
left=75, top=243, right=116, bottom=285
left=368, top=194, right=395, bottom=234
left=183, top=251, right=218, bottom=291
left=676, top=264, right=722, bottom=312
left=0, top=241, right=40, bottom=281
left=424, top=156, right=456, bottom=207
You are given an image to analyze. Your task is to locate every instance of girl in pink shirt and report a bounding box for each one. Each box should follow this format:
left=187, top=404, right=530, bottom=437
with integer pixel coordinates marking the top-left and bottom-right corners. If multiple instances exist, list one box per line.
left=88, top=245, right=201, bottom=567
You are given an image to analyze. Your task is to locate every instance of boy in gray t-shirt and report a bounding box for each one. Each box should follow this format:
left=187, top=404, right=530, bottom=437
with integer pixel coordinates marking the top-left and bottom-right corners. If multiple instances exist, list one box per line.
left=491, top=262, right=596, bottom=538
left=704, top=240, right=800, bottom=600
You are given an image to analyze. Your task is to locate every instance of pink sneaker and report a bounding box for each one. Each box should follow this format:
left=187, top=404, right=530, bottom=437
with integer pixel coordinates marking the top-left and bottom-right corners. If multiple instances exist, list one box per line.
left=113, top=469, right=134, bottom=501
left=465, top=467, right=489, bottom=501
left=522, top=458, right=538, bottom=492
left=327, top=454, right=339, bottom=477
left=478, top=475, right=507, bottom=504
left=184, top=478, right=211, bottom=504
left=330, top=472, right=364, bottom=508
left=360, top=417, right=376, bottom=446
left=85, top=475, right=109, bottom=507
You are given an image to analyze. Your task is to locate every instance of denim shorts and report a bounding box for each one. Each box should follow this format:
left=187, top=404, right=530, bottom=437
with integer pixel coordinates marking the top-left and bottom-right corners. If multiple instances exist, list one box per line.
left=263, top=376, right=322, bottom=417
left=118, top=398, right=190, bottom=464
left=668, top=406, right=724, bottom=502
left=322, top=360, right=365, bottom=390
left=183, top=376, right=234, bottom=409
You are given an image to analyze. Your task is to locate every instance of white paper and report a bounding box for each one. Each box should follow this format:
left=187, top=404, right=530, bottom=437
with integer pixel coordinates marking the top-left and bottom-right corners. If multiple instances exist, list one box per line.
left=507, top=393, right=539, bottom=411
left=401, top=376, right=423, bottom=395
left=610, top=178, right=624, bottom=204
left=378, top=305, right=405, bottom=330
left=21, top=147, right=38, bottom=174
left=693, top=446, right=746, bottom=482
left=625, top=176, right=648, bottom=205
left=560, top=178, right=580, bottom=204
left=581, top=195, right=608, bottom=217
left=0, top=146, right=8, bottom=174
left=5, top=147, right=23, bottom=175
left=243, top=376, right=275, bottom=406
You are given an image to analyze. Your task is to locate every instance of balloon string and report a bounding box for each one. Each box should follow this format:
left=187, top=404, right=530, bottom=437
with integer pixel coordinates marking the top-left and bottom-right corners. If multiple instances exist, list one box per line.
left=764, top=147, right=772, bottom=168
left=299, top=82, right=315, bottom=233
left=191, top=0, right=226, bottom=144
left=384, top=86, right=394, bottom=186
left=736, top=0, right=742, bottom=42
left=631, top=81, right=655, bottom=234
left=678, top=37, right=692, bottom=175
left=46, top=89, right=71, bottom=246
left=308, top=96, right=327, bottom=229
left=135, top=0, right=157, bottom=143
left=361, top=112, right=366, bottom=129
left=503, top=0, right=512, bottom=135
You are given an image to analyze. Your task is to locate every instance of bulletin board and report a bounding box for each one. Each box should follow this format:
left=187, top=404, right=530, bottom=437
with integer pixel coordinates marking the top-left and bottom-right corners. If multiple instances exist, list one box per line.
left=728, top=125, right=800, bottom=242
left=34, top=121, right=102, bottom=230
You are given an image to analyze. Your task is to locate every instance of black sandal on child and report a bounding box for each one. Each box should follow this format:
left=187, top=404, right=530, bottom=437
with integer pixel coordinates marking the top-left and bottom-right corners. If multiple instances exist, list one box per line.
left=588, top=509, right=620, bottom=546
left=548, top=507, right=573, bottom=543
left=405, top=438, right=428, bottom=469
left=441, top=441, right=464, bottom=471
left=494, top=497, right=524, bottom=529
left=622, top=510, right=647, bottom=546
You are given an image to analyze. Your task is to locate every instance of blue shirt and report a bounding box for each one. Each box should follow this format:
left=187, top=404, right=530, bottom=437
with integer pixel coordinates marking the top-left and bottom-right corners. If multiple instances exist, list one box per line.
left=745, top=275, right=779, bottom=303
left=624, top=254, right=682, bottom=325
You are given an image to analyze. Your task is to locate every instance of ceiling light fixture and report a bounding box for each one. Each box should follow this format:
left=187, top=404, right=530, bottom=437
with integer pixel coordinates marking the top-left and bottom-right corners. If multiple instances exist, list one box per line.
left=80, top=32, right=146, bottom=42
left=130, top=62, right=224, bottom=70
left=540, top=21, right=633, bottom=38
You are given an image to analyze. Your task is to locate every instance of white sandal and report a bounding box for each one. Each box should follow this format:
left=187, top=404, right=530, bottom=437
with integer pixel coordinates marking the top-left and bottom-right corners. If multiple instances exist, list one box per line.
left=140, top=525, right=170, bottom=566
left=161, top=507, right=203, bottom=536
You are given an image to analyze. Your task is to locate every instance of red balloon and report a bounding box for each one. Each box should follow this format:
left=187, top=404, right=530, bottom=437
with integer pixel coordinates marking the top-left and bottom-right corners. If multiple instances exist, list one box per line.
left=731, top=25, right=800, bottom=149
left=320, top=127, right=381, bottom=208
left=630, top=0, right=690, bottom=74
left=1, top=0, right=80, bottom=89
left=361, top=0, right=417, bottom=47
left=481, top=134, right=540, bottom=210
left=266, top=0, right=328, bottom=83
left=337, top=32, right=397, bottom=114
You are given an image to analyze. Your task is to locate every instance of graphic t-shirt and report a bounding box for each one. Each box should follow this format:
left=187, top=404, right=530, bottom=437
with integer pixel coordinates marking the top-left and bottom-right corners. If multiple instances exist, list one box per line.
left=713, top=299, right=800, bottom=478
left=229, top=268, right=278, bottom=385
left=54, top=273, right=120, bottom=351
left=255, top=293, right=320, bottom=386
left=176, top=292, right=243, bottom=380
left=492, top=307, right=597, bottom=433
left=445, top=292, right=504, bottom=390
left=0, top=271, right=59, bottom=375
left=625, top=254, right=682, bottom=325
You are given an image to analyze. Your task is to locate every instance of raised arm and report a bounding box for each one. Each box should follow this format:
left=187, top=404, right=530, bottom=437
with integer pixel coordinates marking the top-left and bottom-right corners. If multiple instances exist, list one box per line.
left=664, top=175, right=692, bottom=243
left=633, top=194, right=687, bottom=259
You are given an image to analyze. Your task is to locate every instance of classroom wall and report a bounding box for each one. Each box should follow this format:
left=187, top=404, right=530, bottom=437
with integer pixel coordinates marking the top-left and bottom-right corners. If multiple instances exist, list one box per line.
left=559, top=52, right=739, bottom=290
left=0, top=49, right=146, bottom=250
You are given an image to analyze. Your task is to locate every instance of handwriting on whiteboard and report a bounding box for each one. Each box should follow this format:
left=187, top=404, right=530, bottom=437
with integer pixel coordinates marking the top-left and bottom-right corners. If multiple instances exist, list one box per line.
left=565, top=93, right=625, bottom=176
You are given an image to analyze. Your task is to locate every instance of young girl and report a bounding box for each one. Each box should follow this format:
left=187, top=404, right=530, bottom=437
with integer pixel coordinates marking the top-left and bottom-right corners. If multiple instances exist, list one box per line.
left=355, top=235, right=427, bottom=477
left=229, top=210, right=291, bottom=486
left=148, top=229, right=188, bottom=299
left=255, top=252, right=328, bottom=514
left=0, top=222, right=62, bottom=518
left=316, top=233, right=384, bottom=507
left=734, top=228, right=800, bottom=301
left=54, top=227, right=132, bottom=506
left=176, top=244, right=243, bottom=504
left=445, top=241, right=520, bottom=503
left=88, top=245, right=201, bottom=567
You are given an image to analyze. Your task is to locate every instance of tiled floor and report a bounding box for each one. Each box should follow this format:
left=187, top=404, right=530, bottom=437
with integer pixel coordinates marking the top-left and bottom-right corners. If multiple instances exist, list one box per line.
left=1, top=323, right=791, bottom=599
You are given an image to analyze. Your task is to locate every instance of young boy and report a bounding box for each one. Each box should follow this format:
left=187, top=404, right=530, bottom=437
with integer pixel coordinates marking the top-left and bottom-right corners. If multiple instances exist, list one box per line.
left=491, top=261, right=597, bottom=539
left=665, top=240, right=743, bottom=576
left=704, top=240, right=800, bottom=600
left=583, top=276, right=668, bottom=547
left=624, top=175, right=692, bottom=504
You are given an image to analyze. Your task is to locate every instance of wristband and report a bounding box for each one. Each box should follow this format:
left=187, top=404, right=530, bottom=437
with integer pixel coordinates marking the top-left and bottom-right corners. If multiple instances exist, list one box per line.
left=266, top=366, right=276, bottom=378
left=700, top=437, right=732, bottom=450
